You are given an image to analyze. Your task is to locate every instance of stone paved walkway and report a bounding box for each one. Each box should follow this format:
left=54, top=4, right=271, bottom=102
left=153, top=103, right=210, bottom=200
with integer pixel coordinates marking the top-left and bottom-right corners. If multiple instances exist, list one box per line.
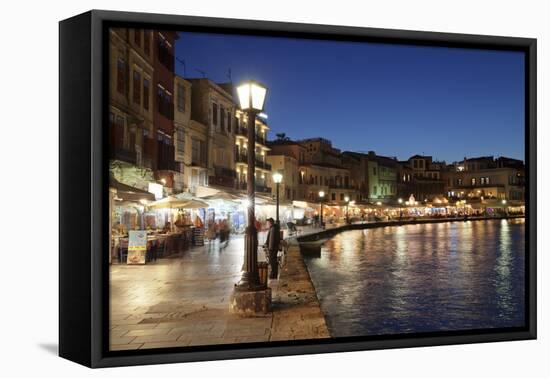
left=109, top=235, right=329, bottom=351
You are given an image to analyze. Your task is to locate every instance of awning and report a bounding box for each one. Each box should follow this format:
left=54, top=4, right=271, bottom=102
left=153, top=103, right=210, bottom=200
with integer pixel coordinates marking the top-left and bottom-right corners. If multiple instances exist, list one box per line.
left=110, top=177, right=155, bottom=202
left=148, top=196, right=209, bottom=209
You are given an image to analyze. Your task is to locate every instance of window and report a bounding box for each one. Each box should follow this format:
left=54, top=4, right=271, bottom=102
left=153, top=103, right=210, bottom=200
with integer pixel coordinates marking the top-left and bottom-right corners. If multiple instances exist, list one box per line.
left=212, top=103, right=218, bottom=126
left=176, top=128, right=185, bottom=156
left=157, top=34, right=174, bottom=70
left=373, top=167, right=377, bottom=175
left=331, top=193, right=336, bottom=201
left=192, top=138, right=200, bottom=164
left=457, top=178, right=463, bottom=186
left=340, top=193, right=344, bottom=201
left=157, top=85, right=173, bottom=119
left=143, top=30, right=151, bottom=55
left=143, top=79, right=150, bottom=110
left=177, top=84, right=185, bottom=112
left=220, top=107, right=225, bottom=131
left=133, top=71, right=141, bottom=104
left=471, top=178, right=476, bottom=186
left=116, top=58, right=126, bottom=94
left=480, top=177, right=486, bottom=185
left=134, top=29, right=141, bottom=46
left=227, top=112, right=232, bottom=132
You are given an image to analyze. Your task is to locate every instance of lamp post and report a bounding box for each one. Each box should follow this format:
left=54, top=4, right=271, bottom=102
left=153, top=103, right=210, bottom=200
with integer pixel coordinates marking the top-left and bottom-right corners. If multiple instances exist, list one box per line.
left=344, top=195, right=350, bottom=224
left=318, top=190, right=325, bottom=229
left=235, top=80, right=267, bottom=291
left=272, top=172, right=283, bottom=224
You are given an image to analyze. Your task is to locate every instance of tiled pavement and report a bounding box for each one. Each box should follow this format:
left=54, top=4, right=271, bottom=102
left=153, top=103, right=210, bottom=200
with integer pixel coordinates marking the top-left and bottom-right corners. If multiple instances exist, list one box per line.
left=109, top=234, right=330, bottom=351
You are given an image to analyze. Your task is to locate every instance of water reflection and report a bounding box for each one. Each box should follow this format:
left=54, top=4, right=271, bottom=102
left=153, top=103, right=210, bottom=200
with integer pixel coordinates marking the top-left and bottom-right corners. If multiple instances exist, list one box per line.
left=304, top=219, right=525, bottom=337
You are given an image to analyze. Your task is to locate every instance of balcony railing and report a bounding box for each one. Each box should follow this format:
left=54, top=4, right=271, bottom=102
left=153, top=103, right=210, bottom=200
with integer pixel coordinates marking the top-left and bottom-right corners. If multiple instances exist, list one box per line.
left=235, top=152, right=247, bottom=164
left=235, top=127, right=267, bottom=146
left=111, top=148, right=136, bottom=164
left=255, top=159, right=271, bottom=170
left=237, top=181, right=272, bottom=194
left=214, top=166, right=237, bottom=178
left=328, top=183, right=353, bottom=190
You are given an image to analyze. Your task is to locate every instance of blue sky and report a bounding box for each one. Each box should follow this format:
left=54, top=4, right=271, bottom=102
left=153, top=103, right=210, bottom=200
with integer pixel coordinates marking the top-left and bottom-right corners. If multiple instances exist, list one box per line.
left=174, top=31, right=525, bottom=163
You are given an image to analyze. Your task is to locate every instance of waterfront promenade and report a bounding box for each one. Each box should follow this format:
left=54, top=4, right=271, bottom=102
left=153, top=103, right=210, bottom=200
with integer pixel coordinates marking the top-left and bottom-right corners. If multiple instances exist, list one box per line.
left=109, top=234, right=329, bottom=351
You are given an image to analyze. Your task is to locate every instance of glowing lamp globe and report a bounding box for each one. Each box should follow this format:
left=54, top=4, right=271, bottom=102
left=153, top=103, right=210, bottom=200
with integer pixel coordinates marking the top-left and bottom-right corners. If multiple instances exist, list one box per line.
left=237, top=81, right=267, bottom=112
left=272, top=172, right=283, bottom=184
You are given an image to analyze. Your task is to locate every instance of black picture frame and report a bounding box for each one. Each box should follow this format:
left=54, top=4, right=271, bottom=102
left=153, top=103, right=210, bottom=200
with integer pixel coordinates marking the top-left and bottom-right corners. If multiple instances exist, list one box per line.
left=59, top=9, right=537, bottom=368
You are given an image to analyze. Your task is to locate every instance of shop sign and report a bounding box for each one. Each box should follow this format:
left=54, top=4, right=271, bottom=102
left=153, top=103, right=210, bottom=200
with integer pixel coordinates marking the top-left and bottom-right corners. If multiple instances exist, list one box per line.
left=127, top=230, right=147, bottom=264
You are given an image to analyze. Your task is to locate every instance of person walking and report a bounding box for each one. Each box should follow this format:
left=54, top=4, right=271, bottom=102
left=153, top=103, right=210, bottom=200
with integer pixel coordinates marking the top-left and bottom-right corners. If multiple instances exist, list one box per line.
left=264, top=218, right=280, bottom=279
left=206, top=219, right=217, bottom=250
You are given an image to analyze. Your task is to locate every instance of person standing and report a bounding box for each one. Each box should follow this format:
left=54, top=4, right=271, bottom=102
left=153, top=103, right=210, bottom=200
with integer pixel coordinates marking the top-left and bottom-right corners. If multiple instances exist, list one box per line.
left=264, top=218, right=280, bottom=279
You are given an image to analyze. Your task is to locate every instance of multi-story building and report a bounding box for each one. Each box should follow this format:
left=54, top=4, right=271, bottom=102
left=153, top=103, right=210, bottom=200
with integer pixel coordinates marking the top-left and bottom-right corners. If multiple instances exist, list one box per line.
left=341, top=152, right=369, bottom=202
left=108, top=28, right=156, bottom=189
left=444, top=156, right=525, bottom=200
left=189, top=79, right=237, bottom=189
left=397, top=155, right=447, bottom=201
left=298, top=162, right=355, bottom=204
left=234, top=111, right=272, bottom=193
left=366, top=152, right=398, bottom=203
left=266, top=154, right=300, bottom=201
left=173, top=75, right=193, bottom=192
left=268, top=139, right=307, bottom=200
left=300, top=138, right=342, bottom=166
left=153, top=30, right=178, bottom=189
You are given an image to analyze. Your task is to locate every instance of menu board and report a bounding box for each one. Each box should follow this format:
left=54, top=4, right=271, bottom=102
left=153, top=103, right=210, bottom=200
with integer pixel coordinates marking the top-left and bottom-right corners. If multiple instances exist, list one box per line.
left=127, top=230, right=147, bottom=264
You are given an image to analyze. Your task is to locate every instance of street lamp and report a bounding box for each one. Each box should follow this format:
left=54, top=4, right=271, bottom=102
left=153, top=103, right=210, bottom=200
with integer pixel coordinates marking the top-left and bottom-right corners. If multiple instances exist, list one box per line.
left=235, top=80, right=267, bottom=292
left=272, top=172, right=283, bottom=224
left=318, top=190, right=325, bottom=229
left=344, top=195, right=350, bottom=224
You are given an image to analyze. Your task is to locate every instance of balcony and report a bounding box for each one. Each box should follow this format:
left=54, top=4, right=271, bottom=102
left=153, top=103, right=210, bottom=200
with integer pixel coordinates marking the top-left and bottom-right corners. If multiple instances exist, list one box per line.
left=111, top=148, right=136, bottom=164
left=210, top=166, right=236, bottom=188
left=157, top=159, right=178, bottom=171
left=214, top=166, right=236, bottom=178
left=237, top=181, right=272, bottom=194
left=191, top=159, right=207, bottom=168
left=255, top=159, right=272, bottom=170
left=328, top=184, right=353, bottom=190
left=235, top=152, right=247, bottom=164
left=235, top=127, right=267, bottom=146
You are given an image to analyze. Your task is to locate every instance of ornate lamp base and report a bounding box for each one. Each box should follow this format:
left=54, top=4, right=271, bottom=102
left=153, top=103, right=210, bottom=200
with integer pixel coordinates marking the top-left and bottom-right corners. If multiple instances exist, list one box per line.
left=229, top=287, right=272, bottom=317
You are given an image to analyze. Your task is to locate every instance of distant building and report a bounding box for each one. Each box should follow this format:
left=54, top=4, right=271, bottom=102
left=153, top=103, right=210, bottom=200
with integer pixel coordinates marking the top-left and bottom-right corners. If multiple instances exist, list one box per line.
left=342, top=152, right=369, bottom=202
left=299, top=137, right=342, bottom=167
left=444, top=156, right=525, bottom=200
left=266, top=154, right=300, bottom=201
left=397, top=155, right=446, bottom=201
left=367, top=152, right=398, bottom=203
left=189, top=78, right=237, bottom=189
left=234, top=111, right=272, bottom=194
left=268, top=139, right=307, bottom=200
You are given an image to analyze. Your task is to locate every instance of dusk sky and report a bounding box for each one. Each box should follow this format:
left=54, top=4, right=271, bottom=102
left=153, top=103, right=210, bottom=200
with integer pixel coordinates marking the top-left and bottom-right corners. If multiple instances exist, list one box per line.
left=174, top=31, right=525, bottom=163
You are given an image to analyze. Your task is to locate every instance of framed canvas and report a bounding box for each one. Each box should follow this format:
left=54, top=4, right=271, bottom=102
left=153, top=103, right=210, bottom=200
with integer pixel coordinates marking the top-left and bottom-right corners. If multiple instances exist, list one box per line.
left=59, top=10, right=537, bottom=368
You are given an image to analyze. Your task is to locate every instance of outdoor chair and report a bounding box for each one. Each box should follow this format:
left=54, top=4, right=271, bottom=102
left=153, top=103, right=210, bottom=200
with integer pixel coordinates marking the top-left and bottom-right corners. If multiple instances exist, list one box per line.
left=118, top=238, right=128, bottom=264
